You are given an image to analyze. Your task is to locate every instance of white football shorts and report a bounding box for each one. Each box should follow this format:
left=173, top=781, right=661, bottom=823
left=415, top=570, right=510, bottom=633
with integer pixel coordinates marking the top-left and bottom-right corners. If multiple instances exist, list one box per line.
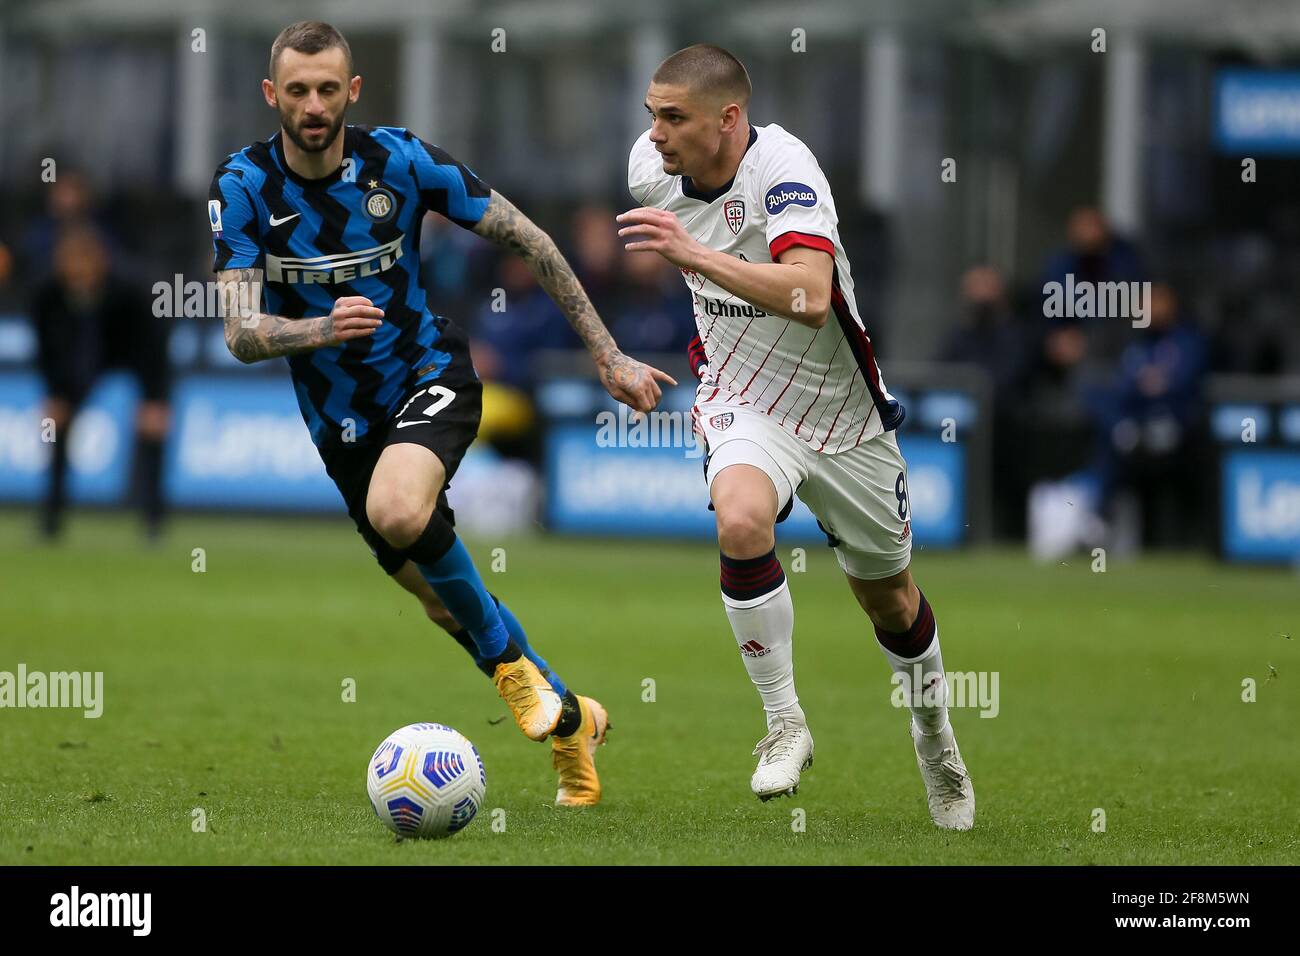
left=695, top=390, right=913, bottom=580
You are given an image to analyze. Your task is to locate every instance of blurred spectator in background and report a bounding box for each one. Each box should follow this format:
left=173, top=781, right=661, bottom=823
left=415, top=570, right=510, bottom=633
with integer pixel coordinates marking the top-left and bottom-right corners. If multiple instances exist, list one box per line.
left=1038, top=205, right=1146, bottom=365
left=938, top=264, right=1030, bottom=538
left=1087, top=282, right=1208, bottom=549
left=570, top=204, right=621, bottom=310
left=1021, top=205, right=1152, bottom=490
left=941, top=265, right=1028, bottom=396
left=418, top=210, right=494, bottom=324
left=611, top=249, right=695, bottom=355
left=21, top=170, right=121, bottom=286
left=31, top=226, right=171, bottom=540
left=1206, top=233, right=1300, bottom=375
left=471, top=254, right=582, bottom=392
left=469, top=254, right=581, bottom=457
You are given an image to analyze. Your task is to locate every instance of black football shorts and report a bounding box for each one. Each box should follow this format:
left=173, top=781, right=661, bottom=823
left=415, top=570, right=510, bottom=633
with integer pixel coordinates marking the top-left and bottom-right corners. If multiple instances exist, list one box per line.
left=316, top=343, right=483, bottom=575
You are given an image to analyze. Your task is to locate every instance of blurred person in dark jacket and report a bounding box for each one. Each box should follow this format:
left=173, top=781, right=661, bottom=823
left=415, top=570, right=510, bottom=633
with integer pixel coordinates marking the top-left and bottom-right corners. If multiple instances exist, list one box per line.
left=939, top=265, right=1028, bottom=399
left=417, top=209, right=494, bottom=323
left=31, top=226, right=171, bottom=539
left=468, top=254, right=582, bottom=457
left=21, top=170, right=121, bottom=286
left=470, top=254, right=582, bottom=393
left=1019, top=208, right=1144, bottom=493
left=938, top=265, right=1030, bottom=539
left=1088, top=282, right=1207, bottom=548
left=611, top=248, right=696, bottom=355
left=1038, top=205, right=1146, bottom=366
left=570, top=204, right=621, bottom=310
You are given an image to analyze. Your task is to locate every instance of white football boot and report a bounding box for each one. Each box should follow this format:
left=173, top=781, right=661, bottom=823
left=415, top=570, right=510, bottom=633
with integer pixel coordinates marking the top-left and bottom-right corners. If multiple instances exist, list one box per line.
left=750, top=716, right=814, bottom=801
left=911, top=719, right=975, bottom=830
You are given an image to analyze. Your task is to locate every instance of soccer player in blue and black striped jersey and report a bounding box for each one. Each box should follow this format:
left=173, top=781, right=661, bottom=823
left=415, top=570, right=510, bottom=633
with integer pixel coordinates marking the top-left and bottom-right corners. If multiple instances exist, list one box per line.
left=210, top=21, right=675, bottom=807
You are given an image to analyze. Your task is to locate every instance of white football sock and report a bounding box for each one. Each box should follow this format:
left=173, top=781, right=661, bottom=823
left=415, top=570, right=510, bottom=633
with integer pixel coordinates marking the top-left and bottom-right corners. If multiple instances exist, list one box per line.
left=723, top=580, right=804, bottom=731
left=877, top=623, right=949, bottom=752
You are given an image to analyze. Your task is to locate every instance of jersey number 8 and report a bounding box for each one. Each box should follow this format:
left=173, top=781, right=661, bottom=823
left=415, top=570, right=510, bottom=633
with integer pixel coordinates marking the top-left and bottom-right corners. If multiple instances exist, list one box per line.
left=895, top=470, right=910, bottom=522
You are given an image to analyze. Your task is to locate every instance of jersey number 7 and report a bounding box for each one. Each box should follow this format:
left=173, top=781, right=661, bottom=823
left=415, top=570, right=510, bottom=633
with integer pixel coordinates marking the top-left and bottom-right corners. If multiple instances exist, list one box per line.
left=396, top=385, right=456, bottom=426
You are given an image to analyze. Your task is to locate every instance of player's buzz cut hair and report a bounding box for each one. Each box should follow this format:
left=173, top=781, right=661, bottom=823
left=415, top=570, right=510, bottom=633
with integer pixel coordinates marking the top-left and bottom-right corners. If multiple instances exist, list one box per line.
left=269, top=20, right=354, bottom=82
left=652, top=44, right=751, bottom=109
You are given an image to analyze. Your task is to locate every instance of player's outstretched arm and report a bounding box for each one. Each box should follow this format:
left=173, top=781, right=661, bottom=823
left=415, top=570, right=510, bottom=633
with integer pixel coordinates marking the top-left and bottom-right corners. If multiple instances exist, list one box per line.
left=617, top=207, right=833, bottom=329
left=471, top=190, right=676, bottom=413
left=216, top=268, right=383, bottom=364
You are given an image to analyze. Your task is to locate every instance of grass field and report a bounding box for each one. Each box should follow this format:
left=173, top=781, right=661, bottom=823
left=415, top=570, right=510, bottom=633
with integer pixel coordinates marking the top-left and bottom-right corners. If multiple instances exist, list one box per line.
left=0, top=510, right=1296, bottom=865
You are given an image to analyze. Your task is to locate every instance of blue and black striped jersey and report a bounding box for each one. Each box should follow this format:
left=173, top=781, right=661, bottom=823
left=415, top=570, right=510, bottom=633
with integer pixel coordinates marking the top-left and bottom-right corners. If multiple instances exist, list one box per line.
left=209, top=125, right=490, bottom=448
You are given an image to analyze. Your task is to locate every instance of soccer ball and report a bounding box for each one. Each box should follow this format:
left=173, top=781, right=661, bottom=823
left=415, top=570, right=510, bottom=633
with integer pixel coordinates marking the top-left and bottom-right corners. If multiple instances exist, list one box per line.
left=366, top=722, right=486, bottom=839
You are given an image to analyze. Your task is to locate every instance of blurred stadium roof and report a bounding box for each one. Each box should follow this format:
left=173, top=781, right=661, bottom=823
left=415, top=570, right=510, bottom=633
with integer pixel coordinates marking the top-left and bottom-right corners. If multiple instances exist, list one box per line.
left=5, top=0, right=1300, bottom=57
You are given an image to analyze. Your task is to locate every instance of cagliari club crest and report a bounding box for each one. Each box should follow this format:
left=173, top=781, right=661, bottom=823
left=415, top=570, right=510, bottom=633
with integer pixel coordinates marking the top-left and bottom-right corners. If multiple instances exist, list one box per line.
left=710, top=412, right=734, bottom=431
left=724, top=199, right=745, bottom=235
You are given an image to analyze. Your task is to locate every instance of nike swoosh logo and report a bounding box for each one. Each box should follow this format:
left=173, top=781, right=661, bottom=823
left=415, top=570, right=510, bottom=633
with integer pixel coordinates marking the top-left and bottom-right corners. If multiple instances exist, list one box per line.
left=269, top=212, right=300, bottom=226
left=394, top=420, right=429, bottom=429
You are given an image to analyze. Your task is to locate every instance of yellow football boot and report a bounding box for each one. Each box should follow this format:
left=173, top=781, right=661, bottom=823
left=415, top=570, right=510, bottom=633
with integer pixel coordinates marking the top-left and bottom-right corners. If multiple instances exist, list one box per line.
left=551, top=696, right=609, bottom=806
left=492, top=657, right=563, bottom=741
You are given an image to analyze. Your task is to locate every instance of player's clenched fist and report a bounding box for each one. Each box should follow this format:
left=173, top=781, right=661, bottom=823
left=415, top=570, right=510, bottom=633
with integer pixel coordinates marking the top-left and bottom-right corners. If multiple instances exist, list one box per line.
left=324, top=295, right=384, bottom=344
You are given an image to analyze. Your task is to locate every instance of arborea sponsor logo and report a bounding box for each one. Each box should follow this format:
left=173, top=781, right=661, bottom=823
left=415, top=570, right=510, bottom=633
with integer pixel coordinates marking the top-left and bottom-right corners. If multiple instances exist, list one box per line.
left=50, top=886, right=151, bottom=936
left=765, top=181, right=818, bottom=214
left=890, top=665, right=999, bottom=719
left=1042, top=273, right=1152, bottom=328
left=0, top=664, right=103, bottom=718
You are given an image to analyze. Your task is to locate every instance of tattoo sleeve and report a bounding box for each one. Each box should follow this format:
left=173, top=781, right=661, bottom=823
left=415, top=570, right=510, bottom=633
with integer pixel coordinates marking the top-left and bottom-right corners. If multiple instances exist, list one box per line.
left=471, top=191, right=617, bottom=363
left=216, top=268, right=331, bottom=363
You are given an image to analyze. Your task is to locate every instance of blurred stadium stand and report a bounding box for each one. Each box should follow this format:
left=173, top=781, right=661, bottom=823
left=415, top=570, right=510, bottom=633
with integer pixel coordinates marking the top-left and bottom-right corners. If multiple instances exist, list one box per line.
left=0, top=0, right=1297, bottom=560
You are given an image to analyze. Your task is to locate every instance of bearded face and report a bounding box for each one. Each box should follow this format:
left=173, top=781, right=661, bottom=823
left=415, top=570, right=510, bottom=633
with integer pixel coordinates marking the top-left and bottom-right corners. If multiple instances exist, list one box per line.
left=280, top=100, right=346, bottom=153
left=266, top=45, right=355, bottom=155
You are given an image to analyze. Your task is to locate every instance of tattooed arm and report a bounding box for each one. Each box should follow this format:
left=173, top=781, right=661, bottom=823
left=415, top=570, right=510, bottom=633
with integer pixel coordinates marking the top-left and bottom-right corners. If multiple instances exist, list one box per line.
left=471, top=190, right=675, bottom=412
left=216, top=268, right=383, bottom=364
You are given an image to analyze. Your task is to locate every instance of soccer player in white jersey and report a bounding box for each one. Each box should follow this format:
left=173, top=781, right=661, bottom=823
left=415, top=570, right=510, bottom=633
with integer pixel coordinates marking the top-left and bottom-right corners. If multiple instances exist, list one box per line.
left=618, top=44, right=975, bottom=829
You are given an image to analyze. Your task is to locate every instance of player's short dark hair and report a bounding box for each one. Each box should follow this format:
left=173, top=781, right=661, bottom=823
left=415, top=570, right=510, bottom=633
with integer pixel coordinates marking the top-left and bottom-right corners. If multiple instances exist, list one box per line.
left=652, top=44, right=751, bottom=108
left=269, top=21, right=354, bottom=81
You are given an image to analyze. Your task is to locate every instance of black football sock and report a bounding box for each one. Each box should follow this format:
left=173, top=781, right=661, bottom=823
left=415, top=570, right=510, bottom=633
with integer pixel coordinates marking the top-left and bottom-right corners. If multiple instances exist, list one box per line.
left=481, top=639, right=523, bottom=671
left=553, top=690, right=583, bottom=737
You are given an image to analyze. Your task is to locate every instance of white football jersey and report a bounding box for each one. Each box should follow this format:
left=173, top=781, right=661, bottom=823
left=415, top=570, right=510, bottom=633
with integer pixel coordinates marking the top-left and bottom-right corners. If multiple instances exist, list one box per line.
left=628, top=123, right=896, bottom=454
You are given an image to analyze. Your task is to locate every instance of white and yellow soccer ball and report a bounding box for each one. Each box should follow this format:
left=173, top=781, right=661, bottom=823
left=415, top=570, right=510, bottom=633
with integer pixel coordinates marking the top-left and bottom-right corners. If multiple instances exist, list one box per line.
left=366, top=723, right=486, bottom=838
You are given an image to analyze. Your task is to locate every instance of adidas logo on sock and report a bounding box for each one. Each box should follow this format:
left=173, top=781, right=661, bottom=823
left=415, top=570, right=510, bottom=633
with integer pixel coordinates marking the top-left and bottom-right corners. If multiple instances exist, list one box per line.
left=740, top=640, right=770, bottom=658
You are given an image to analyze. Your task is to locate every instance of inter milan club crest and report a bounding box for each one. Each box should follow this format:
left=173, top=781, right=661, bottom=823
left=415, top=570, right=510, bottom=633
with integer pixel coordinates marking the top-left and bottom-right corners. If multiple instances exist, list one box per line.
left=710, top=412, right=734, bottom=431
left=362, top=181, right=396, bottom=223
left=724, top=199, right=745, bottom=235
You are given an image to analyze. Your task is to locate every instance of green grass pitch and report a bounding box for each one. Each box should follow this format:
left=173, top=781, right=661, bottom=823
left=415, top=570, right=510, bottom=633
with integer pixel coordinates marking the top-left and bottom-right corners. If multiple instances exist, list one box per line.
left=0, top=511, right=1296, bottom=865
